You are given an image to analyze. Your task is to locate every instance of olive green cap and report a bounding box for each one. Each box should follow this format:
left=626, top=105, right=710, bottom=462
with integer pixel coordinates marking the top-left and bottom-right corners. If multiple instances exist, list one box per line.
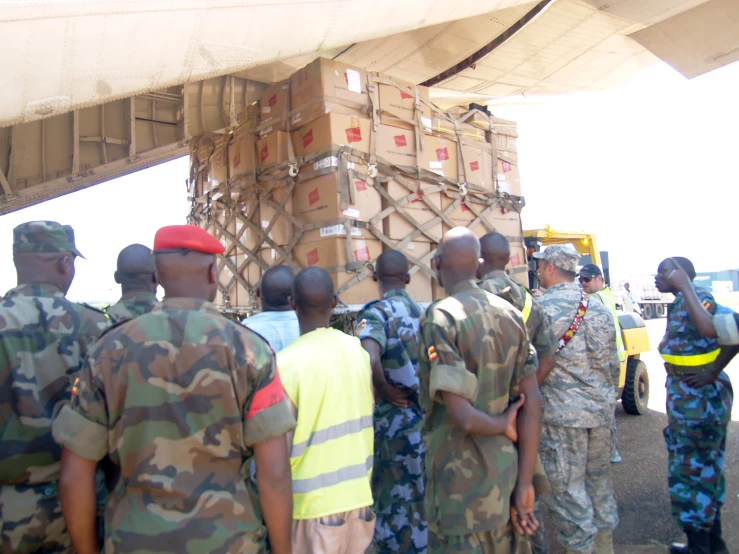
left=12, top=221, right=85, bottom=258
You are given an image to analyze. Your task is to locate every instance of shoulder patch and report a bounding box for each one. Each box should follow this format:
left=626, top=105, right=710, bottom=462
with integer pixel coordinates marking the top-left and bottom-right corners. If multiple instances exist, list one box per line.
left=428, top=345, right=438, bottom=362
left=702, top=300, right=714, bottom=311
left=357, top=318, right=368, bottom=333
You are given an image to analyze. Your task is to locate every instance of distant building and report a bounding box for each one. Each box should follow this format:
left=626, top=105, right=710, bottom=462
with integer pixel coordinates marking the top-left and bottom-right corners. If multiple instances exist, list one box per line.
left=694, top=269, right=739, bottom=292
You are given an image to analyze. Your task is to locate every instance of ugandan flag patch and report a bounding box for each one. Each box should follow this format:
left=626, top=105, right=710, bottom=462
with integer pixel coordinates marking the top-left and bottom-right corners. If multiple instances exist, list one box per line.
left=702, top=300, right=714, bottom=311
left=71, top=377, right=80, bottom=396
left=357, top=319, right=367, bottom=332
left=428, top=345, right=438, bottom=362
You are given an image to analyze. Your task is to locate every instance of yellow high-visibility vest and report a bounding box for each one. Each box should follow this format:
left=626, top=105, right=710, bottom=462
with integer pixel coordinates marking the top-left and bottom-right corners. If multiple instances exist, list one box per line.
left=278, top=328, right=374, bottom=519
left=522, top=291, right=533, bottom=323
left=595, top=288, right=627, bottom=363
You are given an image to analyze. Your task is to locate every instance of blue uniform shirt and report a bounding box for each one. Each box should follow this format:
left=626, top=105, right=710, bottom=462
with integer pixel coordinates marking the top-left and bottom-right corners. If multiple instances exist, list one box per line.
left=659, top=287, right=719, bottom=361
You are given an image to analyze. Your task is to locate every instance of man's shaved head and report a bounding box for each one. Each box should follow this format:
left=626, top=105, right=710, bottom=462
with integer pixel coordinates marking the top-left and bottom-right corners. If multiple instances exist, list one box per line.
left=14, top=252, right=76, bottom=294
left=436, top=227, right=481, bottom=292
left=374, top=250, right=410, bottom=291
left=479, top=232, right=511, bottom=275
left=115, top=244, right=157, bottom=294
left=292, top=267, right=335, bottom=313
left=154, top=251, right=217, bottom=300
left=259, top=265, right=295, bottom=310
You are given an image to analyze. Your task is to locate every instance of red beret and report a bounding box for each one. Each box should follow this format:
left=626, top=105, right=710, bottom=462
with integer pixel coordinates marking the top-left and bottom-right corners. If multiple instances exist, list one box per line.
left=153, top=225, right=225, bottom=255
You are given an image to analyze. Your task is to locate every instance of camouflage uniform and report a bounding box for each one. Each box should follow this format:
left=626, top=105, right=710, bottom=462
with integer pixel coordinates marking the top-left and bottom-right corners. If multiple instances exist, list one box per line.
left=52, top=297, right=296, bottom=553
left=659, top=288, right=733, bottom=532
left=105, top=290, right=159, bottom=323
left=357, top=289, right=427, bottom=553
left=537, top=279, right=620, bottom=553
left=479, top=270, right=557, bottom=554
left=419, top=279, right=533, bottom=554
left=0, top=221, right=110, bottom=553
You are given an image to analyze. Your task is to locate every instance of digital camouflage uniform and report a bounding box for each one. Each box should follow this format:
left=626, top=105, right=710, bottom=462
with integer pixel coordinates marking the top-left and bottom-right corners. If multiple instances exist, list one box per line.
left=419, top=280, right=533, bottom=554
left=105, top=290, right=159, bottom=323
left=52, top=297, right=296, bottom=553
left=357, top=289, right=427, bottom=553
left=537, top=279, right=620, bottom=554
left=0, top=221, right=110, bottom=554
left=659, top=288, right=733, bottom=532
left=479, top=270, right=557, bottom=554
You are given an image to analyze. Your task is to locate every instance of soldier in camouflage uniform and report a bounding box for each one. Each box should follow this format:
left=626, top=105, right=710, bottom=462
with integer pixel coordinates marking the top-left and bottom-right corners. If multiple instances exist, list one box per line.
left=52, top=225, right=296, bottom=554
left=533, top=244, right=620, bottom=554
left=478, top=232, right=557, bottom=554
left=105, top=243, right=159, bottom=322
left=357, top=250, right=427, bottom=553
left=655, top=258, right=732, bottom=554
left=419, top=227, right=543, bottom=554
left=0, top=221, right=110, bottom=553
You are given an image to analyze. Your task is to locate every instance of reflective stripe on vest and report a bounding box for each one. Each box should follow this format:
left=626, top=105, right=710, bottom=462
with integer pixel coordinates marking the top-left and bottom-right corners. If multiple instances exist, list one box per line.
left=595, top=288, right=626, bottom=363
left=522, top=291, right=533, bottom=324
left=660, top=349, right=721, bottom=367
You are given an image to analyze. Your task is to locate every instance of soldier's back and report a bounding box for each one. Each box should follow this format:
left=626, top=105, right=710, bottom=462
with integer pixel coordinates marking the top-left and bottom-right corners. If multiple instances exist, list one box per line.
left=105, top=291, right=159, bottom=323
left=419, top=280, right=530, bottom=536
left=76, top=297, right=279, bottom=553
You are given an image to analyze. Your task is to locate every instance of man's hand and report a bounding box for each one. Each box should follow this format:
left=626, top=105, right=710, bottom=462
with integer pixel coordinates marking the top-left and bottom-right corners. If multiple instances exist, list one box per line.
left=531, top=288, right=544, bottom=298
left=510, top=483, right=538, bottom=536
left=503, top=395, right=525, bottom=443
left=666, top=259, right=693, bottom=292
left=683, top=371, right=719, bottom=388
left=377, top=381, right=411, bottom=408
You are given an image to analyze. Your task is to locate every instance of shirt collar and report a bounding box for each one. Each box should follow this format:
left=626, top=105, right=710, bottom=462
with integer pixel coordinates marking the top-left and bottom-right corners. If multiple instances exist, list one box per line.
left=544, top=281, right=580, bottom=294
left=382, top=288, right=409, bottom=300
left=159, top=297, right=221, bottom=315
left=4, top=283, right=66, bottom=299
left=119, top=290, right=158, bottom=303
left=449, top=279, right=479, bottom=296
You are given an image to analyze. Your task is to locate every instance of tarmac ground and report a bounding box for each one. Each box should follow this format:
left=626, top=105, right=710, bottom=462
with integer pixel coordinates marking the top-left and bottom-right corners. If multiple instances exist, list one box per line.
left=544, top=318, right=738, bottom=554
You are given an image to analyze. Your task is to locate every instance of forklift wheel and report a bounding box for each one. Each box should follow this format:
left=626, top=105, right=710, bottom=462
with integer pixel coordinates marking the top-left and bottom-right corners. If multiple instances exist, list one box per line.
left=622, top=358, right=649, bottom=415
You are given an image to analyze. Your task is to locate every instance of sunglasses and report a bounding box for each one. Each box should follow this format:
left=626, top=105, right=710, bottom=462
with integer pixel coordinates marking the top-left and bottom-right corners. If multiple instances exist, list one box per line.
left=579, top=275, right=594, bottom=283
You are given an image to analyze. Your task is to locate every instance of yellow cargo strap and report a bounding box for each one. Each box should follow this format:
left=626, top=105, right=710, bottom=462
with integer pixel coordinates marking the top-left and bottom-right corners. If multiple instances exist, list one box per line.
left=522, top=291, right=533, bottom=323
left=660, top=349, right=721, bottom=367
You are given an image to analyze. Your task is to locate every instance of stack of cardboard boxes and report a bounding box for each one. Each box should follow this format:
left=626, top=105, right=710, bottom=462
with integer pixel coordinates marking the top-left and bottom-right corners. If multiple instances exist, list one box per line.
left=190, top=57, right=526, bottom=308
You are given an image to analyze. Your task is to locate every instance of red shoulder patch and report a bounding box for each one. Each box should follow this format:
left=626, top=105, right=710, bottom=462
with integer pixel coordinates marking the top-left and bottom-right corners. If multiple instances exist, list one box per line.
left=246, top=368, right=286, bottom=419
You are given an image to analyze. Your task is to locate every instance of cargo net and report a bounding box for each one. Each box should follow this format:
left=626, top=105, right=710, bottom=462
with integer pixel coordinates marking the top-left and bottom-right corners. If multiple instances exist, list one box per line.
left=187, top=75, right=527, bottom=312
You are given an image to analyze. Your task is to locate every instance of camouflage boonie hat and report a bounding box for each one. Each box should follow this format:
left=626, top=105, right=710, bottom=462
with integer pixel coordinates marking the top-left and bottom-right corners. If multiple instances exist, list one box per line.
left=13, top=221, right=85, bottom=258
left=532, top=243, right=580, bottom=273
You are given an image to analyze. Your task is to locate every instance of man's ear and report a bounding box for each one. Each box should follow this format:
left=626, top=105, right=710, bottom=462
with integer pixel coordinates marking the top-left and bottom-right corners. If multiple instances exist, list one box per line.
left=404, top=273, right=411, bottom=285
left=207, top=263, right=217, bottom=284
left=56, top=255, right=73, bottom=277
left=113, top=271, right=122, bottom=285
left=331, top=295, right=338, bottom=310
left=372, top=271, right=378, bottom=283
left=289, top=296, right=297, bottom=311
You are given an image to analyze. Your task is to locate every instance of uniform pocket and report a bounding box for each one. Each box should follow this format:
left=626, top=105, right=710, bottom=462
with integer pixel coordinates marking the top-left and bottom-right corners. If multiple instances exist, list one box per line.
left=538, top=437, right=567, bottom=493
left=349, top=508, right=376, bottom=553
left=315, top=516, right=348, bottom=554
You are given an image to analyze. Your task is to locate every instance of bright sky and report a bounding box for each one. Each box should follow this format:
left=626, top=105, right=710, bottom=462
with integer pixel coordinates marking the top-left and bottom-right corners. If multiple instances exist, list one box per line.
left=1, top=60, right=738, bottom=302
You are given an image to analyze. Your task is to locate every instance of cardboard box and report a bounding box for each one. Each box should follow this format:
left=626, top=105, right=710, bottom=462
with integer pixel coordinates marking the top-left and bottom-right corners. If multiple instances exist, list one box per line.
left=228, top=132, right=257, bottom=183
left=382, top=180, right=443, bottom=243
left=373, top=74, right=431, bottom=131
left=258, top=81, right=291, bottom=128
left=291, top=58, right=369, bottom=115
left=421, top=135, right=458, bottom=182
left=423, top=113, right=486, bottom=143
left=259, top=184, right=293, bottom=246
left=291, top=113, right=371, bottom=158
left=256, top=131, right=290, bottom=172
left=394, top=240, right=435, bottom=302
left=496, top=156, right=521, bottom=197
left=235, top=102, right=259, bottom=133
left=293, top=170, right=381, bottom=225
left=493, top=116, right=518, bottom=157
left=293, top=236, right=382, bottom=305
left=290, top=99, right=364, bottom=131
left=376, top=125, right=418, bottom=167
left=460, top=139, right=494, bottom=190
left=207, top=137, right=229, bottom=190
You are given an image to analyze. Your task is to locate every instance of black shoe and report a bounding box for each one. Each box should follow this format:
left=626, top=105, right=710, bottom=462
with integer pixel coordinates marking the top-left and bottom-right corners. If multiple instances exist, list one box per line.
left=670, top=542, right=690, bottom=554
left=710, top=513, right=729, bottom=554
left=688, top=531, right=712, bottom=554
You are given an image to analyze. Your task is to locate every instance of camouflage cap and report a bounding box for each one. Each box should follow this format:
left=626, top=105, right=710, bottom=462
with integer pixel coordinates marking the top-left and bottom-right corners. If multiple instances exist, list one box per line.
left=13, top=221, right=85, bottom=258
left=532, top=243, right=580, bottom=273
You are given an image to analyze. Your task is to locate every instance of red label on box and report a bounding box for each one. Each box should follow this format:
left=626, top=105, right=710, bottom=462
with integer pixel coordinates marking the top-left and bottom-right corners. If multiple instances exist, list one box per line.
left=354, top=179, right=367, bottom=192
left=303, top=129, right=314, bottom=148
left=260, top=145, right=269, bottom=163
left=436, top=147, right=449, bottom=161
left=400, top=86, right=414, bottom=100
left=354, top=246, right=371, bottom=262
left=502, top=161, right=511, bottom=172
left=308, top=187, right=320, bottom=206
left=511, top=253, right=521, bottom=266
left=461, top=201, right=470, bottom=212
left=394, top=134, right=407, bottom=147
left=307, top=248, right=319, bottom=266
left=412, top=189, right=423, bottom=204
left=233, top=154, right=241, bottom=168
left=268, top=94, right=277, bottom=108
left=469, top=161, right=479, bottom=172
left=346, top=127, right=362, bottom=143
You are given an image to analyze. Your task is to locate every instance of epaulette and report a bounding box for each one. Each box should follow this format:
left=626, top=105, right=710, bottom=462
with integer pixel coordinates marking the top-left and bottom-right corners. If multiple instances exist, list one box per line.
left=91, top=316, right=134, bottom=341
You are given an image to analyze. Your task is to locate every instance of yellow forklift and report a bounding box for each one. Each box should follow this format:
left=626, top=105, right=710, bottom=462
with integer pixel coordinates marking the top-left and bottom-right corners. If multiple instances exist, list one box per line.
left=524, top=226, right=651, bottom=415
